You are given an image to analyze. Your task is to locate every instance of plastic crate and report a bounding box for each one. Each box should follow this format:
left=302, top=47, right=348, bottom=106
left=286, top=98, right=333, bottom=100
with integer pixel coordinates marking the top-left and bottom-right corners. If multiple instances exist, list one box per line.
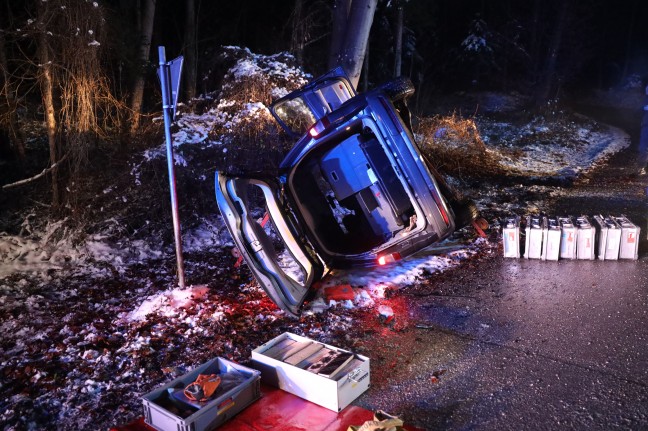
left=142, top=357, right=260, bottom=431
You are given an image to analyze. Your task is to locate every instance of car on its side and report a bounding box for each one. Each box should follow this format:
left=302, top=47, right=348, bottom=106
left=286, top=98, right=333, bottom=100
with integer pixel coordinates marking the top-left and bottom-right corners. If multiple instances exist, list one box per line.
left=216, top=67, right=479, bottom=316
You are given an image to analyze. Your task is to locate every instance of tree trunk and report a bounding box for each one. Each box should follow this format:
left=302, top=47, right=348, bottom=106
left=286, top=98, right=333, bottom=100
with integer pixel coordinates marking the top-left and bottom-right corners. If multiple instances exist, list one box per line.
left=620, top=0, right=638, bottom=83
left=336, top=0, right=378, bottom=89
left=393, top=4, right=403, bottom=77
left=534, top=0, right=570, bottom=106
left=529, top=0, right=543, bottom=86
left=291, top=0, right=306, bottom=65
left=129, top=0, right=156, bottom=133
left=0, top=26, right=26, bottom=163
left=328, top=0, right=351, bottom=70
left=183, top=0, right=197, bottom=101
left=38, top=34, right=60, bottom=207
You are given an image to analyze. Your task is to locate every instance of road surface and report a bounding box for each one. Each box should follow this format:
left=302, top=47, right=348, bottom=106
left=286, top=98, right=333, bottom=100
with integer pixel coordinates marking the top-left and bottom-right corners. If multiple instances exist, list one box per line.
left=353, top=105, right=648, bottom=430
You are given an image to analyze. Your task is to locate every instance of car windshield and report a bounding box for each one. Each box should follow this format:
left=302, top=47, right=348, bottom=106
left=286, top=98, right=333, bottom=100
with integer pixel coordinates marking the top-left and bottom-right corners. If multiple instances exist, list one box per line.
left=272, top=78, right=354, bottom=136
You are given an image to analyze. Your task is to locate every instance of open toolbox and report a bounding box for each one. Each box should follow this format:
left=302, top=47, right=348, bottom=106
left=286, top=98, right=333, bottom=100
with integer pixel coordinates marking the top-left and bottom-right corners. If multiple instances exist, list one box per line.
left=142, top=357, right=260, bottom=431
left=251, top=332, right=370, bottom=412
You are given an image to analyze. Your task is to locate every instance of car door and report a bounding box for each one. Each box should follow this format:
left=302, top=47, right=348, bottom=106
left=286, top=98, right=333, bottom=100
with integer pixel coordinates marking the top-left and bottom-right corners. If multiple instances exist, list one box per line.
left=215, top=173, right=325, bottom=316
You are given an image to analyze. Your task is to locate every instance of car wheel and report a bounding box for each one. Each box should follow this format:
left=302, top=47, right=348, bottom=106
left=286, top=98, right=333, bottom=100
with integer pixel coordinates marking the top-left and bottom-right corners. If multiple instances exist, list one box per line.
left=379, top=76, right=415, bottom=101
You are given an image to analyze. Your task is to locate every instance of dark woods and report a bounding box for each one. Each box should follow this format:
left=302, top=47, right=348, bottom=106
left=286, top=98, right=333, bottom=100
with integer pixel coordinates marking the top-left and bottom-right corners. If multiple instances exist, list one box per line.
left=0, top=0, right=646, bottom=209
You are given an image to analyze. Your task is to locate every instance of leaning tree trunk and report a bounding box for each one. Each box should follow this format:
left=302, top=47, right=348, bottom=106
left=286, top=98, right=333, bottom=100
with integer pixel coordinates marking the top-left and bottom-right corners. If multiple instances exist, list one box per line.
left=38, top=34, right=60, bottom=208
left=183, top=0, right=197, bottom=101
left=336, top=0, right=378, bottom=89
left=129, top=0, right=156, bottom=133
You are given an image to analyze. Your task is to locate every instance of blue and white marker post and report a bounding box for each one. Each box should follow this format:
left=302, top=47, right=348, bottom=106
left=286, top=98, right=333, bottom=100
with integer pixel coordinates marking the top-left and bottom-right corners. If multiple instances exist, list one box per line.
left=158, top=46, right=186, bottom=288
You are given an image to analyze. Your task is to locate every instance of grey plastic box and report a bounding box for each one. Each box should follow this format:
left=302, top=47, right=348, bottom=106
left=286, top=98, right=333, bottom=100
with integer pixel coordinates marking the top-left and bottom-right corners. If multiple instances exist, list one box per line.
left=142, top=357, right=260, bottom=431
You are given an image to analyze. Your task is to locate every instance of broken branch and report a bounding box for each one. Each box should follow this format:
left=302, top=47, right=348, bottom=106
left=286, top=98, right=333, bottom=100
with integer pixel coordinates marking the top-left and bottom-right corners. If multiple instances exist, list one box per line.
left=1, top=152, right=68, bottom=190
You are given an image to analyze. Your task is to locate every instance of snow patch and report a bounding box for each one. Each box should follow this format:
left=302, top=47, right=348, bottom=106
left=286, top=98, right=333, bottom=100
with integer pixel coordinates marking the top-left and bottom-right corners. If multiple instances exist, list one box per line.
left=124, top=285, right=210, bottom=321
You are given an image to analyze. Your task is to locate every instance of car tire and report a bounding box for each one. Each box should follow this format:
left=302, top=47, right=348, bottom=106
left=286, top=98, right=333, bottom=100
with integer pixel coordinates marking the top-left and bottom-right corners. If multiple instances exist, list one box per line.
left=379, top=76, right=415, bottom=101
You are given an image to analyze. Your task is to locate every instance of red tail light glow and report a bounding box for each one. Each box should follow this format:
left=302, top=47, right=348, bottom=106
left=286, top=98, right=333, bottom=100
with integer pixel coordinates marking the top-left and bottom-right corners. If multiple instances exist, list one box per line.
left=378, top=252, right=401, bottom=266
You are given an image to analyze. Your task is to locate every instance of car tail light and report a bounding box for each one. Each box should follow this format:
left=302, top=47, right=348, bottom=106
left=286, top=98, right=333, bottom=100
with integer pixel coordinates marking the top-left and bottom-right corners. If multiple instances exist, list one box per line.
left=378, top=252, right=401, bottom=266
left=308, top=116, right=331, bottom=138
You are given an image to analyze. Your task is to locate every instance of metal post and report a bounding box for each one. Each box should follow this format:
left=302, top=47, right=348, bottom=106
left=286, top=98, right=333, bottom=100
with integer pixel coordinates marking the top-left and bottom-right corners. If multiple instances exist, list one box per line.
left=158, top=46, right=186, bottom=288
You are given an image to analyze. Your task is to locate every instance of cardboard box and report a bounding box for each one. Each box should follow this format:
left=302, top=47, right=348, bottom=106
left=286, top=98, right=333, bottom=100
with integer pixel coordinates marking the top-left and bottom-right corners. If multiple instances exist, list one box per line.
left=142, top=358, right=260, bottom=431
left=251, top=332, right=370, bottom=412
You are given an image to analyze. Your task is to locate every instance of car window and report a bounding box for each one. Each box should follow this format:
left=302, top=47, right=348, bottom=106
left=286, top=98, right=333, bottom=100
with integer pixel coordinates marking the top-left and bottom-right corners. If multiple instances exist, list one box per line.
left=271, top=77, right=355, bottom=137
left=313, top=81, right=353, bottom=115
left=273, top=97, right=316, bottom=136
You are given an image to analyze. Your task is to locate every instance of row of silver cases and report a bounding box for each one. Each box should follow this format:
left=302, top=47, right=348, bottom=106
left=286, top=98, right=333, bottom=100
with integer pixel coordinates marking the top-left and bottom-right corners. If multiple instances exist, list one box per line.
left=502, top=215, right=640, bottom=260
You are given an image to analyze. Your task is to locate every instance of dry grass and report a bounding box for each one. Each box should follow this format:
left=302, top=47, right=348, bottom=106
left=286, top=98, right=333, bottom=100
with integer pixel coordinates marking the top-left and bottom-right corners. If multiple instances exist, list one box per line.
left=415, top=113, right=507, bottom=179
left=206, top=49, right=310, bottom=175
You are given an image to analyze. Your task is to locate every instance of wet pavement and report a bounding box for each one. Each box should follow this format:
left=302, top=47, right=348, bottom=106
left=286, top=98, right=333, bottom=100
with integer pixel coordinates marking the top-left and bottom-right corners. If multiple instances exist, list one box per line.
left=353, top=106, right=648, bottom=430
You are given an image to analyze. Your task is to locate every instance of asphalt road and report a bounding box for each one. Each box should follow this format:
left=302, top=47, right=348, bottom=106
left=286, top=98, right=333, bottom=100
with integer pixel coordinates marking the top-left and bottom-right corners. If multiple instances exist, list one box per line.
left=354, top=106, right=648, bottom=430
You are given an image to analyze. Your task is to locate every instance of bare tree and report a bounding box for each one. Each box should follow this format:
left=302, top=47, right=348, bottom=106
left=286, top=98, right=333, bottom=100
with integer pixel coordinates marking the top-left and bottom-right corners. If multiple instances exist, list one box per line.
left=0, top=26, right=26, bottom=163
left=129, top=0, right=156, bottom=133
left=36, top=4, right=61, bottom=207
left=2, top=0, right=122, bottom=206
left=183, top=0, right=197, bottom=101
left=329, top=0, right=377, bottom=89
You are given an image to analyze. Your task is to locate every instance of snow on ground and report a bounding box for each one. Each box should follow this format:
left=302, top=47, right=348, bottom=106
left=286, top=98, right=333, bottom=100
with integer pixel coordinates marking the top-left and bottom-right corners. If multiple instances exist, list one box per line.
left=479, top=116, right=630, bottom=177
left=0, top=46, right=635, bottom=430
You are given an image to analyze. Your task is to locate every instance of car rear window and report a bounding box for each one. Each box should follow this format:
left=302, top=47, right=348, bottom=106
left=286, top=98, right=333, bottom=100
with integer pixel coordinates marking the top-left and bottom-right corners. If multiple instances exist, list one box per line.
left=272, top=78, right=355, bottom=136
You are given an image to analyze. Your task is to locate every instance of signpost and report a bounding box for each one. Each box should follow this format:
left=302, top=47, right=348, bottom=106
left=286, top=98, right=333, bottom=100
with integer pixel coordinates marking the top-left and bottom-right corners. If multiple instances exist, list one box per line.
left=158, top=46, right=186, bottom=288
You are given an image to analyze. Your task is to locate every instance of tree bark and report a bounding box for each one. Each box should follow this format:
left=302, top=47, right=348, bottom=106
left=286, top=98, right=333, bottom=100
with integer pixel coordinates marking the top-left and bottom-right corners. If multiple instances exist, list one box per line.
left=336, top=0, right=378, bottom=89
left=393, top=3, right=403, bottom=77
left=38, top=33, right=60, bottom=207
left=129, top=0, right=156, bottom=133
left=328, top=0, right=351, bottom=70
left=183, top=0, right=197, bottom=101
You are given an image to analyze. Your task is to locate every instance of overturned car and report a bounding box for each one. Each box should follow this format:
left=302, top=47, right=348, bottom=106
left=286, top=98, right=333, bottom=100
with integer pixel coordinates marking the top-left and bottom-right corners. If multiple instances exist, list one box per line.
left=215, top=68, right=479, bottom=316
